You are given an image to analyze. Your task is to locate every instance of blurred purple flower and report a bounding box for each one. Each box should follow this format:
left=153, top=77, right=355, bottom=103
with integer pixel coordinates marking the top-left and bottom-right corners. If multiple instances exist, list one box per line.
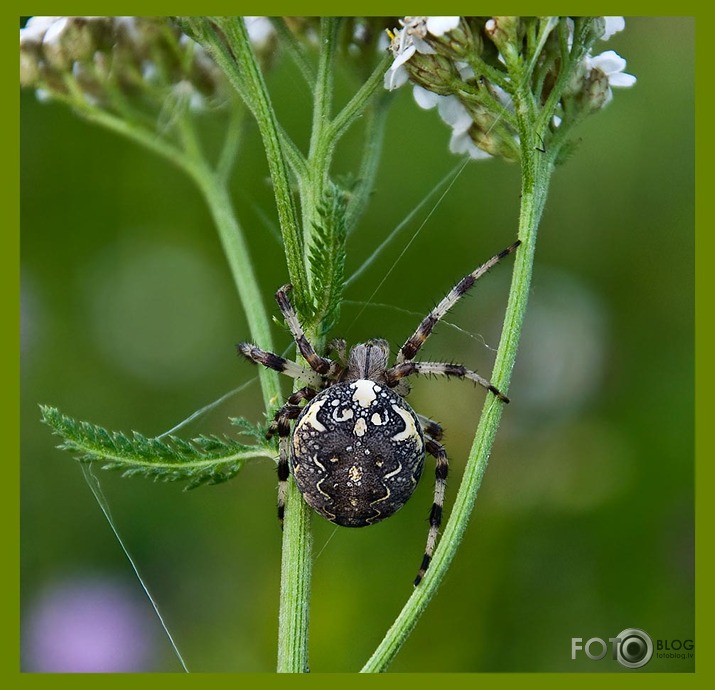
left=23, top=575, right=156, bottom=673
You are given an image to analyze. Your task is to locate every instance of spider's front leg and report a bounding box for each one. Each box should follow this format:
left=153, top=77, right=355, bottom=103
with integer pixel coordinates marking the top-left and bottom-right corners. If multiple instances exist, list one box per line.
left=236, top=343, right=323, bottom=389
left=275, top=284, right=336, bottom=376
left=387, top=361, right=510, bottom=403
left=396, top=240, right=520, bottom=364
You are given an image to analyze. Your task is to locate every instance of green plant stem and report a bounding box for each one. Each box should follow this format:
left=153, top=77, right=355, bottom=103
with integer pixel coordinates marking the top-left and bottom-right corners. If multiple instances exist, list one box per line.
left=362, top=129, right=555, bottom=674
left=277, top=479, right=313, bottom=672
left=55, top=82, right=282, bottom=413
left=345, top=94, right=390, bottom=233
left=191, top=167, right=283, bottom=410
left=202, top=17, right=308, bottom=302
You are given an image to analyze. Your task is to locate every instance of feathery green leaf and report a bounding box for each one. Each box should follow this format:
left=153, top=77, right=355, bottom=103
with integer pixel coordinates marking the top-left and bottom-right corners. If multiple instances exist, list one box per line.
left=40, top=405, right=275, bottom=489
left=308, top=182, right=348, bottom=335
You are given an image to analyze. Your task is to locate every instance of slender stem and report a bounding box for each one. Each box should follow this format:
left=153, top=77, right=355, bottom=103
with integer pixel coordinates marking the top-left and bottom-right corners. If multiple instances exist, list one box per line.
left=216, top=99, right=245, bottom=185
left=56, top=89, right=187, bottom=170
left=58, top=78, right=282, bottom=412
left=278, top=123, right=309, bottom=180
left=300, top=18, right=338, bottom=290
left=362, top=106, right=556, bottom=675
left=344, top=96, right=390, bottom=233
left=327, top=51, right=391, bottom=145
left=309, top=17, right=337, bottom=161
left=209, top=17, right=308, bottom=301
left=191, top=167, right=282, bottom=410
left=269, top=17, right=316, bottom=89
left=207, top=18, right=320, bottom=672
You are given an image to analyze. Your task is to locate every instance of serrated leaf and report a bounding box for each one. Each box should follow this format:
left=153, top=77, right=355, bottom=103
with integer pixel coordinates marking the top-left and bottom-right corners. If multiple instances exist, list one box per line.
left=308, top=182, right=348, bottom=336
left=40, top=405, right=275, bottom=490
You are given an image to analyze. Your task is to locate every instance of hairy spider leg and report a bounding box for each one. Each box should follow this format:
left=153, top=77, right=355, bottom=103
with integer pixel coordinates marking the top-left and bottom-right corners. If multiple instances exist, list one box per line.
left=416, top=412, right=444, bottom=442
left=274, top=284, right=334, bottom=375
left=395, top=240, right=521, bottom=364
left=415, top=416, right=449, bottom=586
left=236, top=343, right=324, bottom=389
left=267, top=387, right=318, bottom=526
left=238, top=340, right=324, bottom=524
left=387, top=361, right=510, bottom=403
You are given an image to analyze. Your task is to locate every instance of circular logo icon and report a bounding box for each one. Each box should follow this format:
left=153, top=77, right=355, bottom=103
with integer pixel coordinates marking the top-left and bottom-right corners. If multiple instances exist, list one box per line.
left=615, top=628, right=653, bottom=669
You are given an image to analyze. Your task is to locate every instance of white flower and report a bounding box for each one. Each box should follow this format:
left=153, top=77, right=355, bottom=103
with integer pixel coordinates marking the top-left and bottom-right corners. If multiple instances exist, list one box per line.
left=565, top=16, right=626, bottom=49
left=412, top=86, right=491, bottom=160
left=426, top=17, right=460, bottom=35
left=586, top=49, right=636, bottom=104
left=384, top=29, right=416, bottom=90
left=20, top=16, right=61, bottom=45
left=450, top=128, right=491, bottom=159
left=413, top=86, right=471, bottom=130
left=412, top=84, right=439, bottom=110
left=601, top=17, right=626, bottom=41
left=384, top=16, right=460, bottom=91
left=588, top=50, right=636, bottom=87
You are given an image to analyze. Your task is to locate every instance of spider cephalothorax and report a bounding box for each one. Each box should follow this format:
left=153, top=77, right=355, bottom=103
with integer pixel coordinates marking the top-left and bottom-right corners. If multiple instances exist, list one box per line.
left=238, top=240, right=519, bottom=585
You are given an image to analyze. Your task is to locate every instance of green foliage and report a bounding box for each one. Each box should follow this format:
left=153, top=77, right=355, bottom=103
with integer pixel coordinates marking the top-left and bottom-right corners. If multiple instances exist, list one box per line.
left=309, top=182, right=348, bottom=335
left=40, top=405, right=274, bottom=489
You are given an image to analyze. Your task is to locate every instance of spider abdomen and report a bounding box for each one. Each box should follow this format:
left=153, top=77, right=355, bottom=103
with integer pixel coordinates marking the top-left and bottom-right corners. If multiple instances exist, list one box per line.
left=290, top=379, right=425, bottom=527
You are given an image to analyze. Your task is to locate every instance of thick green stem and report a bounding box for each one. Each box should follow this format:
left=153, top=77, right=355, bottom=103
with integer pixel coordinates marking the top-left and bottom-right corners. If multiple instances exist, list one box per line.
left=362, top=136, right=555, bottom=673
left=277, top=480, right=313, bottom=672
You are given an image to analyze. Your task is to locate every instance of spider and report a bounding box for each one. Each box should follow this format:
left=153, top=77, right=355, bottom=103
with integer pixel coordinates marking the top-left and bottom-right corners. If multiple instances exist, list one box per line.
left=238, top=239, right=520, bottom=586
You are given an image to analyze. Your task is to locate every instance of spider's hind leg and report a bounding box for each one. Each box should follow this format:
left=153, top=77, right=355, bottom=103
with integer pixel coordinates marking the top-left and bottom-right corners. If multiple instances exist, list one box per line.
left=414, top=416, right=449, bottom=587
left=269, top=387, right=318, bottom=526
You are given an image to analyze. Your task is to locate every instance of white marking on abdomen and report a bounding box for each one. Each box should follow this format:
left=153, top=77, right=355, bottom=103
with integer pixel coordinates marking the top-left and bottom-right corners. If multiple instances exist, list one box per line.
left=391, top=405, right=418, bottom=442
left=353, top=417, right=367, bottom=437
left=351, top=379, right=378, bottom=408
left=299, top=399, right=327, bottom=431
left=333, top=407, right=354, bottom=422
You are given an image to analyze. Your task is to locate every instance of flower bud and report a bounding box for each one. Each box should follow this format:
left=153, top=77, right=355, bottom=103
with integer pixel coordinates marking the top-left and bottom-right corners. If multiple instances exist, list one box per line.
left=484, top=16, right=521, bottom=56
left=41, top=18, right=72, bottom=70
left=424, top=18, right=479, bottom=60
left=404, top=51, right=458, bottom=96
left=20, top=39, right=43, bottom=87
left=588, top=17, right=607, bottom=42
left=579, top=66, right=611, bottom=112
left=469, top=123, right=520, bottom=161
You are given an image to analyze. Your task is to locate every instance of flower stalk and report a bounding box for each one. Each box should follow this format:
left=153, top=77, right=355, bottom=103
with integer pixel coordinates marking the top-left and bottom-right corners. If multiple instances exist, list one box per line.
left=362, top=102, right=555, bottom=675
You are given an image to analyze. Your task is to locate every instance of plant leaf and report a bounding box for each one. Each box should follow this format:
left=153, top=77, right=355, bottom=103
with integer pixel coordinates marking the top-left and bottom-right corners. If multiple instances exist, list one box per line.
left=308, top=182, right=348, bottom=335
left=40, top=405, right=275, bottom=489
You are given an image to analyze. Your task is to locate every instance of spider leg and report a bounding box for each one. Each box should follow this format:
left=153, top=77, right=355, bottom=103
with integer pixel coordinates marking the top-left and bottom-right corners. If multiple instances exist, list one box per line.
left=269, top=387, right=318, bottom=526
left=416, top=412, right=444, bottom=442
left=266, top=387, right=318, bottom=439
left=396, top=240, right=520, bottom=364
left=275, top=285, right=334, bottom=375
left=415, top=429, right=449, bottom=587
left=237, top=343, right=324, bottom=389
left=326, top=338, right=347, bottom=364
left=386, top=361, right=510, bottom=403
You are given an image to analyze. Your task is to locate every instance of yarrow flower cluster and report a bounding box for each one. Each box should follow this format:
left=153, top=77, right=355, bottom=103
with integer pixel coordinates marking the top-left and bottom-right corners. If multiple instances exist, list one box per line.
left=20, top=16, right=234, bottom=111
left=385, top=16, right=636, bottom=161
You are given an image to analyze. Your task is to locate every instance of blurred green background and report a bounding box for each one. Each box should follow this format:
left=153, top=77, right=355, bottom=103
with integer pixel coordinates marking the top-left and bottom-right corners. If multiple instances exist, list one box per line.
left=20, top=17, right=694, bottom=672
